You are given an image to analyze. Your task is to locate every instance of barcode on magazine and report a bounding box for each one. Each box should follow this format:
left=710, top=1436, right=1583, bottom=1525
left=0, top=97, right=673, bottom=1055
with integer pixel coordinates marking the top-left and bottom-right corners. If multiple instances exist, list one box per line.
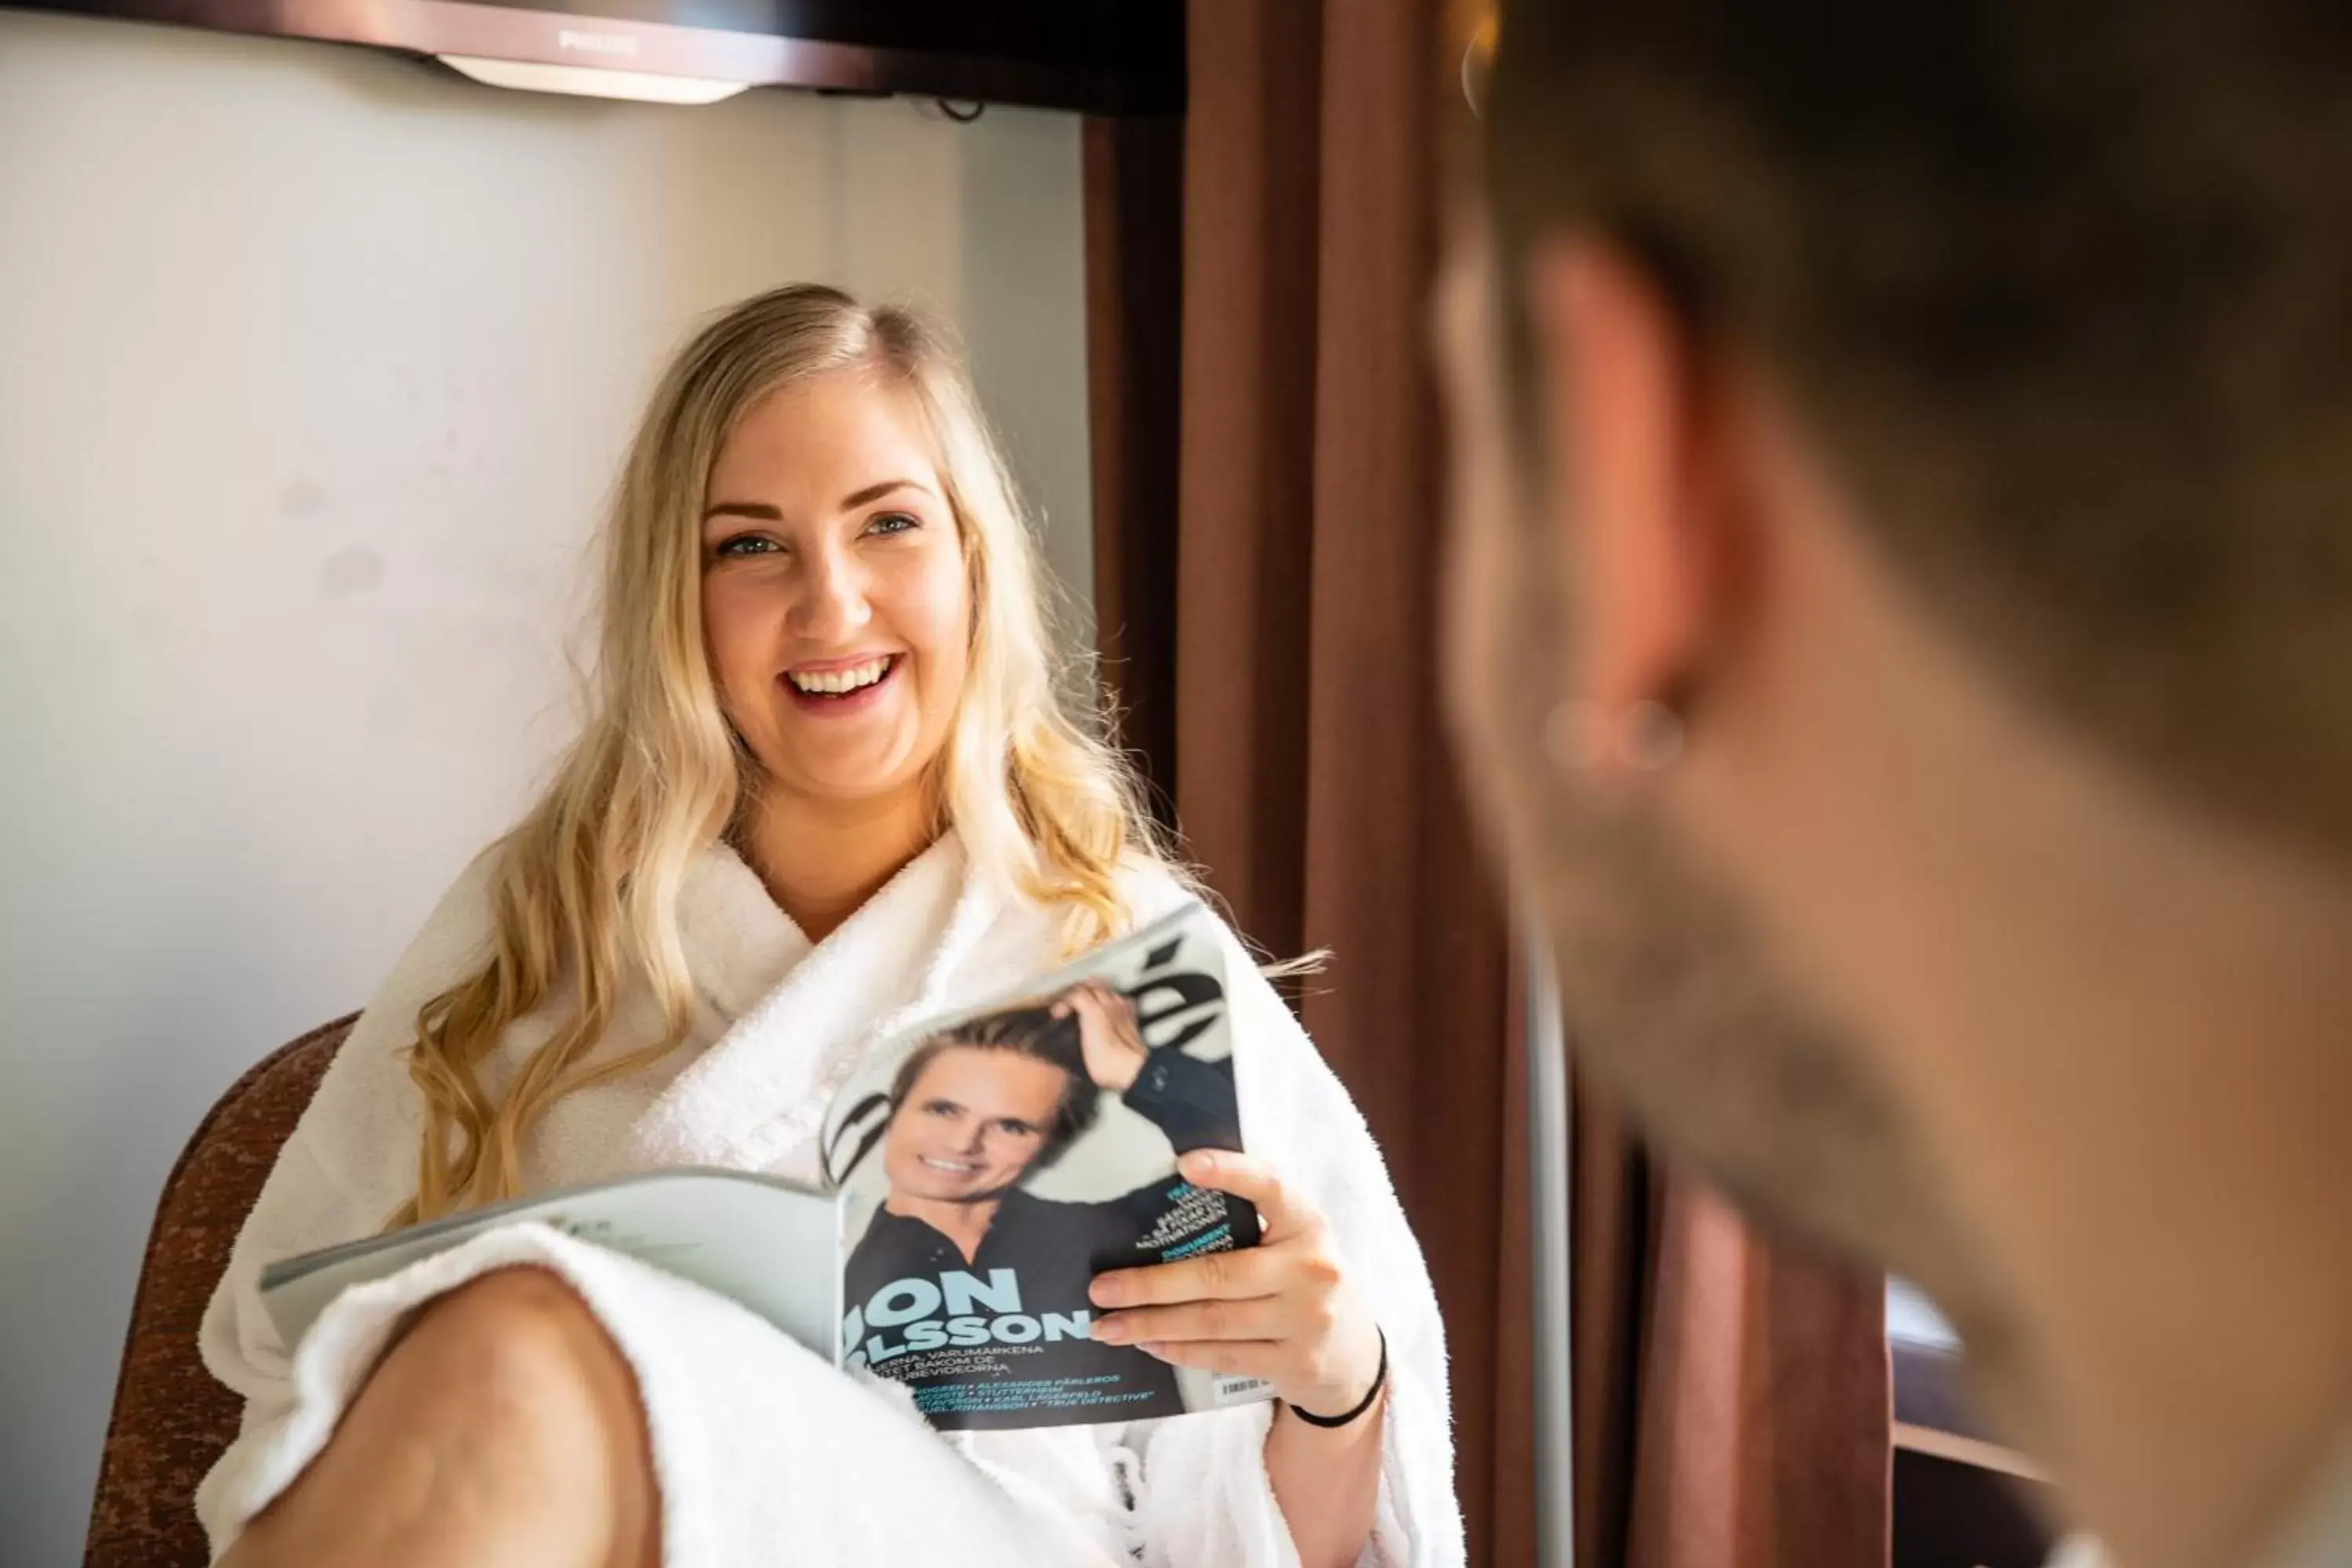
left=1216, top=1376, right=1273, bottom=1400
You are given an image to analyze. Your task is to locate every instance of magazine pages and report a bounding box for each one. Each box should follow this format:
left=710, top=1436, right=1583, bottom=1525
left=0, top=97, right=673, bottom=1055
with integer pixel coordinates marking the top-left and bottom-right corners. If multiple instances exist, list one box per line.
left=256, top=902, right=1278, bottom=1435
left=818, top=902, right=1276, bottom=1430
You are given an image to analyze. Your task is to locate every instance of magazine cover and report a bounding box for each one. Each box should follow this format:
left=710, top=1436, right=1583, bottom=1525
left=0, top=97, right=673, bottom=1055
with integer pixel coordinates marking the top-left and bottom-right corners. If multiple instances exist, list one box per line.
left=260, top=902, right=1279, bottom=1436
left=818, top=902, right=1272, bottom=1431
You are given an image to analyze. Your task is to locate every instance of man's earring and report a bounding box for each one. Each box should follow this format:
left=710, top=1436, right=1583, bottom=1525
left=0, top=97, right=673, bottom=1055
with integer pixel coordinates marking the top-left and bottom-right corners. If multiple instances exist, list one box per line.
left=1619, top=699, right=1686, bottom=772
left=1543, top=697, right=1687, bottom=774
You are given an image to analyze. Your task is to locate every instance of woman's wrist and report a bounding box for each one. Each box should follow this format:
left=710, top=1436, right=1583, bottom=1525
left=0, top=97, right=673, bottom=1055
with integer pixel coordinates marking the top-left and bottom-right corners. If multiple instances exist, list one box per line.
left=1283, top=1324, right=1388, bottom=1427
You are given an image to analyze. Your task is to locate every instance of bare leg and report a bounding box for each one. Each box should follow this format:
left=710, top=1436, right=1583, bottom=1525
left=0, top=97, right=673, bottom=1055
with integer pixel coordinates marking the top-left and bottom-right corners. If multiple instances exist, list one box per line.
left=222, top=1268, right=661, bottom=1568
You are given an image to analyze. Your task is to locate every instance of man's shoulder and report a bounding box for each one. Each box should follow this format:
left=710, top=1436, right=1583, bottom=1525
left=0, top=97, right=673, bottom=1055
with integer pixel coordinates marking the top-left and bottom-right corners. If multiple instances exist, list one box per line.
left=1004, top=1179, right=1166, bottom=1223
left=1000, top=1184, right=1086, bottom=1215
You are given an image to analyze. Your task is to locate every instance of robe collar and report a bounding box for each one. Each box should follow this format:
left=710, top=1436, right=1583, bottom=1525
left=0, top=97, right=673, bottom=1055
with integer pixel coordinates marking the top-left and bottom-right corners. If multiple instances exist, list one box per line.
left=633, top=831, right=1004, bottom=1181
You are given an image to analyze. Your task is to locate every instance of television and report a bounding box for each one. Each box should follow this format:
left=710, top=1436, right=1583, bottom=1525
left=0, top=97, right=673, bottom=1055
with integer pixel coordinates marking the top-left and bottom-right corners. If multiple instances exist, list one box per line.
left=5, top=0, right=1183, bottom=111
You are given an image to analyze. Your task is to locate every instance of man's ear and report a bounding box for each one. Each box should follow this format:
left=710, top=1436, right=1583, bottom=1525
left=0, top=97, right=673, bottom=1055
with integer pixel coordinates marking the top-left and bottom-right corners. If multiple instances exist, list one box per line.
left=1523, top=239, right=1733, bottom=727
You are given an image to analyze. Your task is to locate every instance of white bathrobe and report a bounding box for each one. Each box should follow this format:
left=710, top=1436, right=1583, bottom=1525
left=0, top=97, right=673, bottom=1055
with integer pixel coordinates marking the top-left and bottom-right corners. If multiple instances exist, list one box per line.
left=196, top=834, right=1463, bottom=1567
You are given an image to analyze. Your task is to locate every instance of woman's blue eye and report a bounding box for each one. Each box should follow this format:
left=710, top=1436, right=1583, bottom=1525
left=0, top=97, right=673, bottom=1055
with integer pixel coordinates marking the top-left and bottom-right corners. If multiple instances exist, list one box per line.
left=714, top=534, right=779, bottom=557
left=867, top=512, right=920, bottom=538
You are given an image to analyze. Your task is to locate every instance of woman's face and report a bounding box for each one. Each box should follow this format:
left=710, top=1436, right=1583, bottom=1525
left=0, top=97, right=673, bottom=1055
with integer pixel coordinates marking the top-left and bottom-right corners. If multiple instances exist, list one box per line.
left=883, top=1046, right=1067, bottom=1203
left=702, top=372, right=972, bottom=809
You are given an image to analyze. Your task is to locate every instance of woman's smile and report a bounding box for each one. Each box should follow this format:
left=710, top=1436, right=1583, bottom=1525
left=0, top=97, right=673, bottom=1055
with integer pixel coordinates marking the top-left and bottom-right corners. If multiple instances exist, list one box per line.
left=700, top=375, right=972, bottom=808
left=782, top=652, right=902, bottom=716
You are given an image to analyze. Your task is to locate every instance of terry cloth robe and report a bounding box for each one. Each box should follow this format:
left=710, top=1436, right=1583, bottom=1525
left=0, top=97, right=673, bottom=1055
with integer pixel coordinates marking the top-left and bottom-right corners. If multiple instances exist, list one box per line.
left=195, top=834, right=1465, bottom=1567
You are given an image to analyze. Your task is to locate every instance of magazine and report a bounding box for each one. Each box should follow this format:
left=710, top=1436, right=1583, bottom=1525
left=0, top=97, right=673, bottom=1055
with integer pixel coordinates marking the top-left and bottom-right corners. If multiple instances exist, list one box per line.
left=257, top=902, right=1275, bottom=1432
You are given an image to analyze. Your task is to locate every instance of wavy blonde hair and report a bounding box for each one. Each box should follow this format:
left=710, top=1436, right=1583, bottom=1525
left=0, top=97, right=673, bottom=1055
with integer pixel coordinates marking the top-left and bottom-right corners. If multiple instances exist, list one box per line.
left=395, top=284, right=1184, bottom=1225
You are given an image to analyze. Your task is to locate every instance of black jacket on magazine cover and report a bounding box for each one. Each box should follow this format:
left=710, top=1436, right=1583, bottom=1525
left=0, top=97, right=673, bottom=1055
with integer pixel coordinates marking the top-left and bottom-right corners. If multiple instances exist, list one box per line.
left=842, top=1047, right=1246, bottom=1428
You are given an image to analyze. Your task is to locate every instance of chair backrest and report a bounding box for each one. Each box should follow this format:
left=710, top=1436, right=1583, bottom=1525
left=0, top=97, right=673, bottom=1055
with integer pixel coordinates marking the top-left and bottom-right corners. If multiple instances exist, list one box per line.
left=84, top=1014, right=355, bottom=1568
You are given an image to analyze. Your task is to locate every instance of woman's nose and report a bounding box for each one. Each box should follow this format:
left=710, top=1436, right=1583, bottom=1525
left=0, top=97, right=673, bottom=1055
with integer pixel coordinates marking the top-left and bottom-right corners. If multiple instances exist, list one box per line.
left=788, top=545, right=873, bottom=644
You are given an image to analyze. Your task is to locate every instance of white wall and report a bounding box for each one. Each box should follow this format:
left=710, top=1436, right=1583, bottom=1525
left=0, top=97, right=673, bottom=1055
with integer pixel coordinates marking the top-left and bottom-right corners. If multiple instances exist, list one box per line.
left=0, top=12, right=1092, bottom=1559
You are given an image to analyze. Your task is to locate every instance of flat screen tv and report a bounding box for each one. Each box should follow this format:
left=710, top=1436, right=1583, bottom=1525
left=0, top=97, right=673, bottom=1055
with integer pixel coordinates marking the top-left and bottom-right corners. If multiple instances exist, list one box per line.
left=5, top=0, right=1182, bottom=111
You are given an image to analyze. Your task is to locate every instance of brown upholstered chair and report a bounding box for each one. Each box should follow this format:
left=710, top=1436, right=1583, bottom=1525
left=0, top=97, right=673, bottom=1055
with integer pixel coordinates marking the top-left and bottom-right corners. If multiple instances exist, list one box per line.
left=84, top=1014, right=356, bottom=1568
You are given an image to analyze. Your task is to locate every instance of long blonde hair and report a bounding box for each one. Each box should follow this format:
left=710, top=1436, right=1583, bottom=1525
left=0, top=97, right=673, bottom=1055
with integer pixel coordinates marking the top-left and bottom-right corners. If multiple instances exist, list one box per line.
left=396, top=285, right=1183, bottom=1225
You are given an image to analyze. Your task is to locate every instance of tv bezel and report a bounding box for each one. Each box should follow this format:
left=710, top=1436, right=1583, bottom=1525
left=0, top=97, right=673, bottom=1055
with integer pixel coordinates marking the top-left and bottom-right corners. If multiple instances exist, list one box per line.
left=5, top=0, right=1185, bottom=114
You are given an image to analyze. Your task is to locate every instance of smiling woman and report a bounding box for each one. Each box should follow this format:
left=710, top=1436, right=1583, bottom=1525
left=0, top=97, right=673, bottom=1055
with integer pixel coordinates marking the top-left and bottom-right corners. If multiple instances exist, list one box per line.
left=193, top=284, right=1463, bottom=1568
left=698, top=379, right=974, bottom=924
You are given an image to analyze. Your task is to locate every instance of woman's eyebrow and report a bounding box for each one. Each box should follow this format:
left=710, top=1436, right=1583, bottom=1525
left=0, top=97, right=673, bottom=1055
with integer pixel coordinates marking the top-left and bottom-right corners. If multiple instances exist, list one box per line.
left=840, top=478, right=932, bottom=510
left=702, top=501, right=782, bottom=522
left=701, top=480, right=931, bottom=523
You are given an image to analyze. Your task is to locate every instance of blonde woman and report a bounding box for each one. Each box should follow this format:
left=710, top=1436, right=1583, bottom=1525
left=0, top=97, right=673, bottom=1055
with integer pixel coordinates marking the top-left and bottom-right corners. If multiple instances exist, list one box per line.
left=195, top=286, right=1461, bottom=1568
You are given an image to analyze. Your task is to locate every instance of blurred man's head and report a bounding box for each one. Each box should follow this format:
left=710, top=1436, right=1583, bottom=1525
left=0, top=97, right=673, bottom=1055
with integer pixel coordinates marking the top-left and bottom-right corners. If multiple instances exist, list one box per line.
left=1444, top=5, right=2352, bottom=1559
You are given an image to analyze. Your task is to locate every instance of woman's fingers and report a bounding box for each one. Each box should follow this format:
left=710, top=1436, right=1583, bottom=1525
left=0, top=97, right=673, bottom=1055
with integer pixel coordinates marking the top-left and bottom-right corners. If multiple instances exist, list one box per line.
left=1174, top=1149, right=1316, bottom=1242
left=1127, top=1338, right=1287, bottom=1380
left=1092, top=1290, right=1296, bottom=1345
left=1091, top=1154, right=1377, bottom=1411
left=1091, top=1238, right=1290, bottom=1308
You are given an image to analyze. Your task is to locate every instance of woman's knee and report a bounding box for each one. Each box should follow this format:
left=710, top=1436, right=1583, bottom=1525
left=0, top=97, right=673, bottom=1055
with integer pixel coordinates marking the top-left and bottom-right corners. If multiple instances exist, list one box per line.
left=412, top=1266, right=601, bottom=1359
left=394, top=1267, right=633, bottom=1427
left=226, top=1268, right=657, bottom=1568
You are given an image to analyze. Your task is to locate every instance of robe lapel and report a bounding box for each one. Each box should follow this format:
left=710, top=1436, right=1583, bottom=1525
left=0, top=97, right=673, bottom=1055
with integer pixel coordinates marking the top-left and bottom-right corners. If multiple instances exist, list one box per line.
left=675, top=844, right=808, bottom=1020
left=628, top=833, right=1003, bottom=1181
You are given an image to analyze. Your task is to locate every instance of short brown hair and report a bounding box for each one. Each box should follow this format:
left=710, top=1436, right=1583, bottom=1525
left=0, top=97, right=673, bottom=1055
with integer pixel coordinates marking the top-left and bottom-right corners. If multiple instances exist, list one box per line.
left=1485, top=2, right=2352, bottom=854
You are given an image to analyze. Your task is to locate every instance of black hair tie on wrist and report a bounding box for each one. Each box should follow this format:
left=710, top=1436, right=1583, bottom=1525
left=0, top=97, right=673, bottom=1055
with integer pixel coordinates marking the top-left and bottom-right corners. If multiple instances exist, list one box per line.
left=1285, top=1327, right=1388, bottom=1428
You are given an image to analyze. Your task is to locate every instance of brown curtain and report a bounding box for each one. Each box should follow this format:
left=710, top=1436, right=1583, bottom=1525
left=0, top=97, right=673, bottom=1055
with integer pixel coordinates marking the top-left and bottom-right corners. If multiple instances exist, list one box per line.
left=1083, top=2, right=1889, bottom=1564
left=1575, top=1102, right=1893, bottom=1568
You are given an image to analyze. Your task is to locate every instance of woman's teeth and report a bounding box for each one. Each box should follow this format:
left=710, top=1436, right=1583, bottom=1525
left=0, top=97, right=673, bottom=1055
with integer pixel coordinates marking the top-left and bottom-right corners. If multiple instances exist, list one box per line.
left=920, top=1156, right=978, bottom=1175
left=788, top=656, right=892, bottom=696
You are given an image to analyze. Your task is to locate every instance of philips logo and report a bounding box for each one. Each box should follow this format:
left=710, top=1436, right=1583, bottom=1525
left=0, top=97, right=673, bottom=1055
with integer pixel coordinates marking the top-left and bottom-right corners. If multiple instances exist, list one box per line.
left=557, top=28, right=639, bottom=55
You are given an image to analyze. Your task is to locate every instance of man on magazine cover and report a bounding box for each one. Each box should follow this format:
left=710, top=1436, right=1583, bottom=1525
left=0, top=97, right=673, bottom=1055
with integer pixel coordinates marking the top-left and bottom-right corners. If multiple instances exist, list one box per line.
left=840, top=982, right=1247, bottom=1425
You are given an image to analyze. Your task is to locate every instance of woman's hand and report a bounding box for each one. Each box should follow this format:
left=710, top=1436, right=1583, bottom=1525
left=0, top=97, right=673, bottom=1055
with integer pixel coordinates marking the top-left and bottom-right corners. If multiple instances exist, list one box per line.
left=1087, top=1149, right=1385, bottom=1419
left=1053, top=980, right=1150, bottom=1094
